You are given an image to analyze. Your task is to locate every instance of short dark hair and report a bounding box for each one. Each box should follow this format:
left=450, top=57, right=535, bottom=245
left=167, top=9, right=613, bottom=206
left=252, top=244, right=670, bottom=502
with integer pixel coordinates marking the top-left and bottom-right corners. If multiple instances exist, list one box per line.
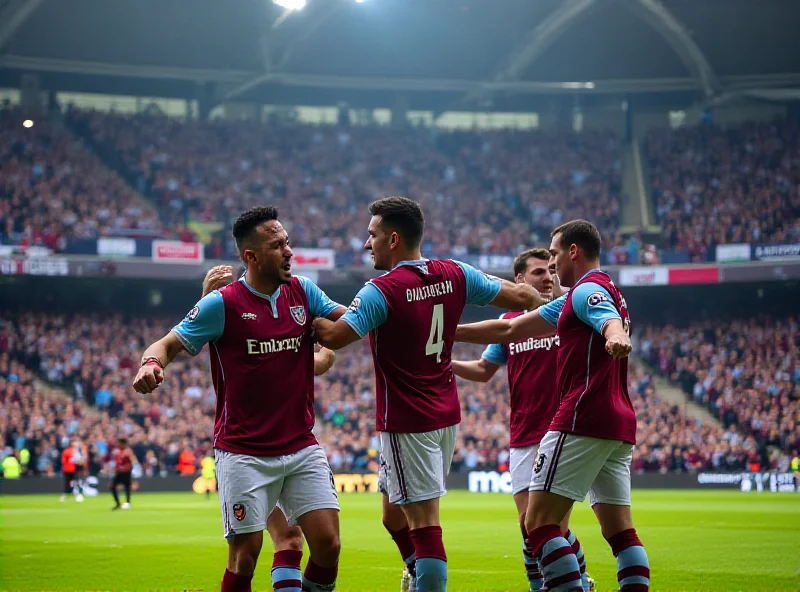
left=232, top=206, right=279, bottom=250
left=513, top=248, right=550, bottom=276
left=551, top=219, right=602, bottom=260
left=117, top=438, right=128, bottom=446
left=368, top=197, right=425, bottom=248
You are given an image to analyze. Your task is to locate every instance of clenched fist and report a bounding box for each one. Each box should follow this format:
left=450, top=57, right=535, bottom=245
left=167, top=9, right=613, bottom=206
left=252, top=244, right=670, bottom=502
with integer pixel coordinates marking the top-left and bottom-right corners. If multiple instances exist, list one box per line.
left=133, top=362, right=164, bottom=394
left=605, top=334, right=632, bottom=359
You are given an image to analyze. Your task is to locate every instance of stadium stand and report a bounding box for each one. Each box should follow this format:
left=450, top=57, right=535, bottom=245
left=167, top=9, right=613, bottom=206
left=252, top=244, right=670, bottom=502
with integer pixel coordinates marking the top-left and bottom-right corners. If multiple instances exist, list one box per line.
left=639, top=316, right=799, bottom=472
left=0, top=107, right=161, bottom=249
left=644, top=121, right=800, bottom=260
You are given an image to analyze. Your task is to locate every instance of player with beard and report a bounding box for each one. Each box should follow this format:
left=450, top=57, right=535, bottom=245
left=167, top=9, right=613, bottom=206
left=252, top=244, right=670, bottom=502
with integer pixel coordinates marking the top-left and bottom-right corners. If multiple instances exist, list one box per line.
left=134, top=207, right=345, bottom=592
left=313, top=197, right=544, bottom=592
left=455, top=220, right=649, bottom=592
left=450, top=248, right=594, bottom=592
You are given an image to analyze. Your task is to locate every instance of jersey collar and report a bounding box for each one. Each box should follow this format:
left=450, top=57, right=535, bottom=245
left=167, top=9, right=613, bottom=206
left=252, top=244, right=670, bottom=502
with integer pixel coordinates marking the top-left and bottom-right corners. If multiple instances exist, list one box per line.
left=239, top=277, right=282, bottom=318
left=393, top=258, right=429, bottom=269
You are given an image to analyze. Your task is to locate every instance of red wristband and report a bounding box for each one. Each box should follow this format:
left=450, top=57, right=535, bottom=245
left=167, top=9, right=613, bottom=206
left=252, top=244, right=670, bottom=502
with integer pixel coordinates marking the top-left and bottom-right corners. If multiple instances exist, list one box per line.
left=141, top=356, right=163, bottom=369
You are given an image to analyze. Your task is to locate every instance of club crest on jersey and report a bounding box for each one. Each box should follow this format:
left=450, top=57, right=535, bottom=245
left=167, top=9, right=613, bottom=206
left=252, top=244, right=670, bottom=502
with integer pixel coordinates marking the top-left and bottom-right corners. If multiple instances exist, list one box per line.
left=534, top=453, right=547, bottom=474
left=587, top=292, right=609, bottom=307
left=241, top=312, right=257, bottom=321
left=289, top=306, right=306, bottom=326
left=233, top=503, right=246, bottom=522
left=186, top=306, right=199, bottom=321
left=348, top=297, right=361, bottom=312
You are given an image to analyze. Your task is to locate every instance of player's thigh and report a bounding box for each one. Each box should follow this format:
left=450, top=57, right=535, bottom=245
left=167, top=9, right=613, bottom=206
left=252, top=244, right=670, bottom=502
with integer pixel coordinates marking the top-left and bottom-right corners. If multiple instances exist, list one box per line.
left=529, top=431, right=618, bottom=503
left=296, top=508, right=341, bottom=561
left=267, top=508, right=304, bottom=552
left=379, top=429, right=448, bottom=506
left=589, top=441, right=635, bottom=538
left=382, top=493, right=408, bottom=531
left=215, top=449, right=282, bottom=539
left=400, top=497, right=440, bottom=530
left=278, top=444, right=340, bottom=527
left=510, top=445, right=537, bottom=497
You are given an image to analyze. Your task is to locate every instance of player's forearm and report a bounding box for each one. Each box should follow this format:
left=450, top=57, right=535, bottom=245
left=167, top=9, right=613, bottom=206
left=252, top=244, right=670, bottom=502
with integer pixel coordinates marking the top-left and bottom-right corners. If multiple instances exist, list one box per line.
left=313, top=348, right=336, bottom=376
left=455, top=319, right=514, bottom=344
left=451, top=359, right=497, bottom=382
left=602, top=318, right=627, bottom=340
left=491, top=281, right=547, bottom=311
left=313, top=318, right=360, bottom=350
left=141, top=334, right=184, bottom=369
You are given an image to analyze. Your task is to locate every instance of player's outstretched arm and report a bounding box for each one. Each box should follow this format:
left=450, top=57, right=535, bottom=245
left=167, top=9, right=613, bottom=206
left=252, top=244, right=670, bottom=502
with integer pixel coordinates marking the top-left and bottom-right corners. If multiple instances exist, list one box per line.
left=312, top=318, right=361, bottom=350
left=132, top=332, right=186, bottom=394
left=456, top=309, right=556, bottom=344
left=451, top=359, right=500, bottom=382
left=489, top=279, right=547, bottom=311
left=313, top=345, right=337, bottom=376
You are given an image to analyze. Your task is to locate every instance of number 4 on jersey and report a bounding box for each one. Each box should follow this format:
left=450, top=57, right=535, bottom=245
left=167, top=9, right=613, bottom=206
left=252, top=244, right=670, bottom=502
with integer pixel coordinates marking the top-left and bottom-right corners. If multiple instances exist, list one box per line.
left=426, top=303, right=445, bottom=363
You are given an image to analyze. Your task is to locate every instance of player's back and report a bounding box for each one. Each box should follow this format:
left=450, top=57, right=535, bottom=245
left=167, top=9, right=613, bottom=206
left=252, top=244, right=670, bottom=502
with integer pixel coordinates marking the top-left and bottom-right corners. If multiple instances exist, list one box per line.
left=368, top=259, right=468, bottom=432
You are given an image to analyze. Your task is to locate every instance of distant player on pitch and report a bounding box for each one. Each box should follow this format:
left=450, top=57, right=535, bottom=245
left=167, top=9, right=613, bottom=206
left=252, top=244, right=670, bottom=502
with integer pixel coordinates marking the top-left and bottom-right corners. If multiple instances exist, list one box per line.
left=451, top=248, right=594, bottom=592
left=134, top=207, right=345, bottom=592
left=455, top=220, right=650, bottom=592
left=110, top=438, right=137, bottom=510
left=313, top=197, right=544, bottom=592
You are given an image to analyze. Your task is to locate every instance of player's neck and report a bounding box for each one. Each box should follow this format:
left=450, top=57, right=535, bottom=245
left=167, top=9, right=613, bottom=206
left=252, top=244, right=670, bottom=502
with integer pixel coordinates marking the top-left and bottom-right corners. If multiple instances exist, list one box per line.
left=245, top=269, right=280, bottom=297
left=388, top=249, right=423, bottom=269
left=574, top=260, right=601, bottom=281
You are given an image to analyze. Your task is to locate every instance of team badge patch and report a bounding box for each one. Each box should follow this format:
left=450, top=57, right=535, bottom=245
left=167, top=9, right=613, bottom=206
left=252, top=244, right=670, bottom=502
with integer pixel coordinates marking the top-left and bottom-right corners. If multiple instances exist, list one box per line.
left=289, top=305, right=306, bottom=326
left=232, top=503, right=246, bottom=522
left=186, top=306, right=199, bottom=321
left=534, top=453, right=547, bottom=474
left=348, top=297, right=361, bottom=312
left=587, top=292, right=608, bottom=307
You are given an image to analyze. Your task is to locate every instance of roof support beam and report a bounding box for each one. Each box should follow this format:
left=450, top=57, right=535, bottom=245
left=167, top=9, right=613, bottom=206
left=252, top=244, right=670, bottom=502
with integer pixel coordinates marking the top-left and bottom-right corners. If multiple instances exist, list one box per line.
left=627, top=0, right=720, bottom=99
left=464, top=0, right=599, bottom=104
left=0, top=0, right=45, bottom=53
left=221, top=0, right=344, bottom=105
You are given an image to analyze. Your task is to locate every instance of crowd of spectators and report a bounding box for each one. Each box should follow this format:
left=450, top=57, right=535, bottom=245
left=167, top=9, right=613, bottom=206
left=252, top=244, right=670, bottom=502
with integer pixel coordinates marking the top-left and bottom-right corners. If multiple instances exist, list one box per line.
left=638, top=316, right=799, bottom=472
left=644, top=120, right=800, bottom=260
left=5, top=309, right=795, bottom=479
left=68, top=109, right=622, bottom=262
left=0, top=107, right=161, bottom=250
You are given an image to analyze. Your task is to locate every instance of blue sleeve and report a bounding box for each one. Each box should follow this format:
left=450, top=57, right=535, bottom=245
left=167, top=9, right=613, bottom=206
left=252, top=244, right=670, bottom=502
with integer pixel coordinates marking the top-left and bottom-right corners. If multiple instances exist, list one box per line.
left=172, top=291, right=225, bottom=355
left=297, top=275, right=340, bottom=319
left=454, top=261, right=502, bottom=306
left=538, top=295, right=566, bottom=327
left=571, top=282, right=621, bottom=335
left=481, top=343, right=508, bottom=366
left=340, top=282, right=389, bottom=338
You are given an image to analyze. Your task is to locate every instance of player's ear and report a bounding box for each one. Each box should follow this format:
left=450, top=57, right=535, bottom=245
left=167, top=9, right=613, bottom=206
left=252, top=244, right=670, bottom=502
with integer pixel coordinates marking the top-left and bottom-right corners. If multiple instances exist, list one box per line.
left=514, top=273, right=524, bottom=284
left=390, top=231, right=399, bottom=249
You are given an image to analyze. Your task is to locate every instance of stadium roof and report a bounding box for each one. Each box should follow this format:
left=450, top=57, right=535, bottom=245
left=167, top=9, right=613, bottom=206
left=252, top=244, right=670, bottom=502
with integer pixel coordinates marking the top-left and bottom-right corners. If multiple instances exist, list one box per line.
left=2, top=0, right=800, bottom=111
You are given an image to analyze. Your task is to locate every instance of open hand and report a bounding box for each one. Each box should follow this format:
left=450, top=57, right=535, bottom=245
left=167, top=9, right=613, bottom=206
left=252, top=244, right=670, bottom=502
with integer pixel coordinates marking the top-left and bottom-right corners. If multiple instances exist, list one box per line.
left=202, top=265, right=234, bottom=296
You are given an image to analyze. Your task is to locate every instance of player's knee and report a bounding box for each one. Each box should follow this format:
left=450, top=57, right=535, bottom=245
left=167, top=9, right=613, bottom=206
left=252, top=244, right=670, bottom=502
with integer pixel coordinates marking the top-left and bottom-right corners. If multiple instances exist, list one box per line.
left=229, top=543, right=260, bottom=576
left=312, top=531, right=341, bottom=565
left=275, top=528, right=304, bottom=553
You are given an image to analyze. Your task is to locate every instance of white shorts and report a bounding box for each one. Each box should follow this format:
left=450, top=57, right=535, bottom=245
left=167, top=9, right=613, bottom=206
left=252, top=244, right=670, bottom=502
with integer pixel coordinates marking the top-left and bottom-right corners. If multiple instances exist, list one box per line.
left=215, top=445, right=339, bottom=539
left=529, top=430, right=633, bottom=506
left=510, top=445, right=538, bottom=496
left=380, top=425, right=458, bottom=505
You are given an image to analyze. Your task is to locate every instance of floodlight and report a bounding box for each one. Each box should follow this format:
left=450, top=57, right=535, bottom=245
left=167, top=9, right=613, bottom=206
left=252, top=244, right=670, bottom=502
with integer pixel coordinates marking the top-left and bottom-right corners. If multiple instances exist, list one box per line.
left=274, top=0, right=306, bottom=10
left=22, top=119, right=34, bottom=128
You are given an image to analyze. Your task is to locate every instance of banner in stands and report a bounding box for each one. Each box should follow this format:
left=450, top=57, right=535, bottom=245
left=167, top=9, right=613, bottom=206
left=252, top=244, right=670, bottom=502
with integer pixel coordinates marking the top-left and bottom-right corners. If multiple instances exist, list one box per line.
left=619, top=266, right=668, bottom=287
left=667, top=266, right=719, bottom=285
left=292, top=248, right=336, bottom=271
left=715, top=243, right=751, bottom=263
left=152, top=240, right=204, bottom=263
left=97, top=237, right=137, bottom=257
left=752, top=243, right=800, bottom=261
left=0, top=257, right=69, bottom=276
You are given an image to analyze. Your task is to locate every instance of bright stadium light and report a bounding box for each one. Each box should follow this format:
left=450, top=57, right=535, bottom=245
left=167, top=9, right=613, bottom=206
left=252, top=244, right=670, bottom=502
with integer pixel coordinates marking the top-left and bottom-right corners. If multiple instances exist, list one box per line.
left=22, top=119, right=34, bottom=128
left=273, top=0, right=306, bottom=10
left=355, top=0, right=366, bottom=3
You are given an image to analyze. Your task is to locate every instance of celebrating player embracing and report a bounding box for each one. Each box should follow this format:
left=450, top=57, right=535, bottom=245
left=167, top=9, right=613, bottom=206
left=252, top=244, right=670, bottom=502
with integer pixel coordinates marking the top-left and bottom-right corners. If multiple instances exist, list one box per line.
left=133, top=207, right=346, bottom=592
left=455, top=220, right=650, bottom=592
left=451, top=248, right=594, bottom=592
left=313, top=197, right=544, bottom=592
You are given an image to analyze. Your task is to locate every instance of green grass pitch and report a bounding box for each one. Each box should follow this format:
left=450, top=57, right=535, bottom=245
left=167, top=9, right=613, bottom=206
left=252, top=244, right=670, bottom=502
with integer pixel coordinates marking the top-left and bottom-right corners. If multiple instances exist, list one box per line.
left=1, top=490, right=798, bottom=591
